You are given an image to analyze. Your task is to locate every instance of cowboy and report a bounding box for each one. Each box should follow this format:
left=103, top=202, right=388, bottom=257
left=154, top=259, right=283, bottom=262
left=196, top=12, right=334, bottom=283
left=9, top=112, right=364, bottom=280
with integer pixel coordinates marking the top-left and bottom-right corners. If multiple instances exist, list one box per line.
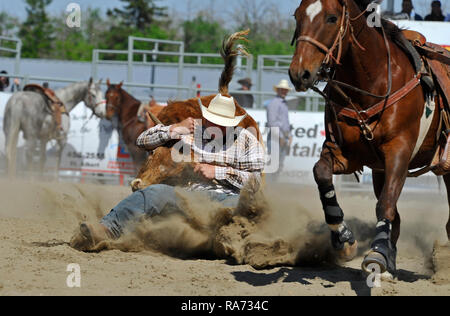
left=70, top=93, right=265, bottom=251
left=231, top=77, right=254, bottom=109
left=266, top=79, right=293, bottom=181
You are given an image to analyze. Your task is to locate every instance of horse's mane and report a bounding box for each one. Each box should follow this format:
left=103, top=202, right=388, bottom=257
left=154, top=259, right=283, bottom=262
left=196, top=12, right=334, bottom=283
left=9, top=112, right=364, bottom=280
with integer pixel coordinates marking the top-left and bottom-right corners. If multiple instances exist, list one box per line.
left=353, top=0, right=404, bottom=39
left=352, top=0, right=422, bottom=76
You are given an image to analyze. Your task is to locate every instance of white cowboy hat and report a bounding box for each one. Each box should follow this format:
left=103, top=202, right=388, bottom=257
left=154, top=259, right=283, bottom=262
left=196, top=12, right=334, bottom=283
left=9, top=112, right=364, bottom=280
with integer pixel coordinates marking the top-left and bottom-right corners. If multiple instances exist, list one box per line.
left=199, top=94, right=247, bottom=127
left=273, top=79, right=293, bottom=93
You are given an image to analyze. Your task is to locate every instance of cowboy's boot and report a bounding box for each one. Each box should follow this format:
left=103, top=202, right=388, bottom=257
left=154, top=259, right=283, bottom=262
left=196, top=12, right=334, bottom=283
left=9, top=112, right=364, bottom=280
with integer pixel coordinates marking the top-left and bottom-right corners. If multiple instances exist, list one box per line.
left=70, top=223, right=114, bottom=252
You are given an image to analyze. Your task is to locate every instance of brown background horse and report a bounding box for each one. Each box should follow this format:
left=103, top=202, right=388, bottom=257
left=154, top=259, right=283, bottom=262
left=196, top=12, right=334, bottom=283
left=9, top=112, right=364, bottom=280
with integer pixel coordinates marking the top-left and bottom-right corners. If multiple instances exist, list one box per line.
left=104, top=80, right=164, bottom=172
left=289, top=0, right=449, bottom=276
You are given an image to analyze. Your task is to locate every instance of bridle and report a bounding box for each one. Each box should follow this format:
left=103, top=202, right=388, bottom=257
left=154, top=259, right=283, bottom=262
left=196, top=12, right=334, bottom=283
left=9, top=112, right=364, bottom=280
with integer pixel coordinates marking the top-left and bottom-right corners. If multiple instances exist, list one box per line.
left=291, top=1, right=395, bottom=141
left=105, top=88, right=122, bottom=113
left=87, top=87, right=107, bottom=112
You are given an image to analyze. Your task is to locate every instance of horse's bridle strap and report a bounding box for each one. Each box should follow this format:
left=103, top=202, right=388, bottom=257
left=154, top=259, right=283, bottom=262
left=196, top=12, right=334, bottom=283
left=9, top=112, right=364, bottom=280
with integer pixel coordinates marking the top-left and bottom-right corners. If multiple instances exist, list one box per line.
left=334, top=76, right=421, bottom=121
left=296, top=6, right=348, bottom=66
left=297, top=36, right=332, bottom=55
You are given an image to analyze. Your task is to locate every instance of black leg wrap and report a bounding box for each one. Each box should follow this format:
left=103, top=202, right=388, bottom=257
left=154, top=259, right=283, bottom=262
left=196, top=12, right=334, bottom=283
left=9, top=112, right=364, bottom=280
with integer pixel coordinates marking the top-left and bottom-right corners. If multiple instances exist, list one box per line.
left=319, top=185, right=344, bottom=225
left=331, top=222, right=356, bottom=251
left=371, top=219, right=397, bottom=273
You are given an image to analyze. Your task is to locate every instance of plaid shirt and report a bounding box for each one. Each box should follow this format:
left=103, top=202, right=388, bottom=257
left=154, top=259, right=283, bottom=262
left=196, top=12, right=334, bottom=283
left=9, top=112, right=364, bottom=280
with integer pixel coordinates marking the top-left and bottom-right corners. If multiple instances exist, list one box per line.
left=136, top=124, right=265, bottom=193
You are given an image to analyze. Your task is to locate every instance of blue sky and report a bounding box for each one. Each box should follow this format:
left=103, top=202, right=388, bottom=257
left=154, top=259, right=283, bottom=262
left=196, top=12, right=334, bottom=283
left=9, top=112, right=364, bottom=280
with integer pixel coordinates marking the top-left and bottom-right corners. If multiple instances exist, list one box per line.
left=1, top=0, right=403, bottom=21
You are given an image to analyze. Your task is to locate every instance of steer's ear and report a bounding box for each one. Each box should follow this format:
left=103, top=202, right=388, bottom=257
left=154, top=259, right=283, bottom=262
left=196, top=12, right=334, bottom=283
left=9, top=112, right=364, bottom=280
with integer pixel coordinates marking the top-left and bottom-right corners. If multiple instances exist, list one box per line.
left=106, top=78, right=111, bottom=87
left=118, top=81, right=123, bottom=89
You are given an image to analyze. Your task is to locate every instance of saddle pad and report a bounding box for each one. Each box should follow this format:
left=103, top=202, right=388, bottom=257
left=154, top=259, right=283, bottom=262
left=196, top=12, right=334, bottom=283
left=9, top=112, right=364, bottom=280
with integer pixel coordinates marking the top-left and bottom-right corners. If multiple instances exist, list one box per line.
left=411, top=96, right=436, bottom=162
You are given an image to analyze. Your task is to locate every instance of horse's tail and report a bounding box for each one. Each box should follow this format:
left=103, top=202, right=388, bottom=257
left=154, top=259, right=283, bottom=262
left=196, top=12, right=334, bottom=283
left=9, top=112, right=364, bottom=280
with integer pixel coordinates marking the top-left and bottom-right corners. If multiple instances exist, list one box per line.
left=218, top=29, right=250, bottom=95
left=3, top=99, right=21, bottom=178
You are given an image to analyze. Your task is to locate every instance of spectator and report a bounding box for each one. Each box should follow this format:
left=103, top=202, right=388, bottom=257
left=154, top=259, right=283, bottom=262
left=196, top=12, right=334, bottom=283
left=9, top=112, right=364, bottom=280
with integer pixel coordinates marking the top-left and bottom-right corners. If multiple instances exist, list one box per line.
left=445, top=13, right=450, bottom=21
left=266, top=79, right=293, bottom=181
left=0, top=70, right=10, bottom=92
left=425, top=0, right=445, bottom=21
left=391, top=0, right=423, bottom=20
left=231, top=78, right=254, bottom=109
left=10, top=78, right=21, bottom=92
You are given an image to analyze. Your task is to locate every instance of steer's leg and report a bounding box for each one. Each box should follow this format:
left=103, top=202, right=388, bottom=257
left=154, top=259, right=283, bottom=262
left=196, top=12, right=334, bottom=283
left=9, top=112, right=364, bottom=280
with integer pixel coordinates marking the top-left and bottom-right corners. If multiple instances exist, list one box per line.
left=313, top=143, right=358, bottom=261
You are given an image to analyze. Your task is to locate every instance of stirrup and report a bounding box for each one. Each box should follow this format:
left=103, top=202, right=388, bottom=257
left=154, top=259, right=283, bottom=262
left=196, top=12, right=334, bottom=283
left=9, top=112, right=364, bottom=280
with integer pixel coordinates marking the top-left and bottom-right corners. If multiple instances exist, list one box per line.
left=432, top=131, right=450, bottom=176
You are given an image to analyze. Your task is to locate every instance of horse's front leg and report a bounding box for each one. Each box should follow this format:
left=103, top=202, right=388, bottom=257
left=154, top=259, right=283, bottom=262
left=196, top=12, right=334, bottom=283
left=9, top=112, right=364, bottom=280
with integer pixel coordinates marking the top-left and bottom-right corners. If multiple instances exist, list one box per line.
left=313, top=143, right=358, bottom=261
left=362, top=142, right=411, bottom=275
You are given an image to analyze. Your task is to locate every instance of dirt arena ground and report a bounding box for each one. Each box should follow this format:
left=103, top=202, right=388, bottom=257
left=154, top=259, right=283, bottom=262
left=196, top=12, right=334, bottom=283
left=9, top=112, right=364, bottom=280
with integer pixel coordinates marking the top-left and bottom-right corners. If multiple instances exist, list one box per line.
left=0, top=178, right=448, bottom=296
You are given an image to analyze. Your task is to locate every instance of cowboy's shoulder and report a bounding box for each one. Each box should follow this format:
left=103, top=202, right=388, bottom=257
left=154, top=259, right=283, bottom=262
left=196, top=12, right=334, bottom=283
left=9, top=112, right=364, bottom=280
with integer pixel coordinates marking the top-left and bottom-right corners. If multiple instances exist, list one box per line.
left=236, top=127, right=260, bottom=145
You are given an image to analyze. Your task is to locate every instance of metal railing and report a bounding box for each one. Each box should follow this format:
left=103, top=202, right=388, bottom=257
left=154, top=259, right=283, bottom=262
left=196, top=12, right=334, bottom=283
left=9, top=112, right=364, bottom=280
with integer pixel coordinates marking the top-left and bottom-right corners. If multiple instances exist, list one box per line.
left=0, top=36, right=22, bottom=75
left=0, top=35, right=326, bottom=110
left=92, top=36, right=254, bottom=99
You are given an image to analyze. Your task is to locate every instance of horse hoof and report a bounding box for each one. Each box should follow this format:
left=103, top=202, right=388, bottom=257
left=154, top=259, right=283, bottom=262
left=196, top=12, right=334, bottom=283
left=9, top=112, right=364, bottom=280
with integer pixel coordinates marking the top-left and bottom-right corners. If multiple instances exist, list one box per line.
left=362, top=251, right=387, bottom=274
left=337, top=240, right=358, bottom=262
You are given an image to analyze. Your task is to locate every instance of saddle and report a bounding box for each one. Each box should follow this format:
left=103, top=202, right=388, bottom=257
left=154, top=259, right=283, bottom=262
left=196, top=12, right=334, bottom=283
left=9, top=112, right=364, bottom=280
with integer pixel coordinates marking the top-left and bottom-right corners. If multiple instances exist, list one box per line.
left=401, top=30, right=450, bottom=176
left=23, top=84, right=67, bottom=130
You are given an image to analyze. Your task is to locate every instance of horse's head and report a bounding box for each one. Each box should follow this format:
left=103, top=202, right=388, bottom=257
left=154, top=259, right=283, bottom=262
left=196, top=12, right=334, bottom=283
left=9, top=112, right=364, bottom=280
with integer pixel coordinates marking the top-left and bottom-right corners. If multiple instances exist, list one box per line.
left=84, top=78, right=106, bottom=118
left=289, top=0, right=353, bottom=91
left=105, top=79, right=124, bottom=120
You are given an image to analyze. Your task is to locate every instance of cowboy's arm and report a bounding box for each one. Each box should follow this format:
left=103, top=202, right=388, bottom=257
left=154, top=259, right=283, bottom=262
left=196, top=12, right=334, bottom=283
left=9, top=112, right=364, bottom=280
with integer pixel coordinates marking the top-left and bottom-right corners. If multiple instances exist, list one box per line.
left=136, top=125, right=172, bottom=151
left=136, top=118, right=196, bottom=151
left=215, top=137, right=265, bottom=190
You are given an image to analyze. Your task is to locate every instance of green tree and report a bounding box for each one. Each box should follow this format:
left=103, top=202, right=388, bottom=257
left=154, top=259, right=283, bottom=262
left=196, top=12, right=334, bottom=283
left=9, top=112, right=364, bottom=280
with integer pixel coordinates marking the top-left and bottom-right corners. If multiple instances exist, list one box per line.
left=18, top=0, right=54, bottom=58
left=0, top=12, right=19, bottom=37
left=183, top=14, right=227, bottom=63
left=107, top=0, right=167, bottom=30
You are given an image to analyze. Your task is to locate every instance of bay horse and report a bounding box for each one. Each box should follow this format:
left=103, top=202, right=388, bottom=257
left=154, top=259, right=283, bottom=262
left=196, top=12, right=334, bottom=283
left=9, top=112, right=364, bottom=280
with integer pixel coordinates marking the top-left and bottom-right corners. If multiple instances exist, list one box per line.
left=104, top=80, right=165, bottom=172
left=289, top=0, right=450, bottom=276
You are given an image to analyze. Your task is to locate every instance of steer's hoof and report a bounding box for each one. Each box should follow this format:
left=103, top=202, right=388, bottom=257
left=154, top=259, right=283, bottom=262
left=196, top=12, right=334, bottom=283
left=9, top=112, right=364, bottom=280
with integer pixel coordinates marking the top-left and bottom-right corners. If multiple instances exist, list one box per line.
left=131, top=179, right=143, bottom=192
left=362, top=251, right=387, bottom=274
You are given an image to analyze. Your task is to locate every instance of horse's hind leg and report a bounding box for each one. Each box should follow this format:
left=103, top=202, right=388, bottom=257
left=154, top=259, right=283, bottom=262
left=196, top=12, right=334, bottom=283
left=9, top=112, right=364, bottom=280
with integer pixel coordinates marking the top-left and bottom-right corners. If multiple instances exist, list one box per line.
left=443, top=174, right=450, bottom=241
left=313, top=145, right=358, bottom=261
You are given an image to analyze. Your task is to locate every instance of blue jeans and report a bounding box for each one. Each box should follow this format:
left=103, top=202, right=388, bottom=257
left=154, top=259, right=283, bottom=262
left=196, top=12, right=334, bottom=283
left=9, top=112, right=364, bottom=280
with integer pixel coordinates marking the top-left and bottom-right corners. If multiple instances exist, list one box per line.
left=101, top=184, right=239, bottom=239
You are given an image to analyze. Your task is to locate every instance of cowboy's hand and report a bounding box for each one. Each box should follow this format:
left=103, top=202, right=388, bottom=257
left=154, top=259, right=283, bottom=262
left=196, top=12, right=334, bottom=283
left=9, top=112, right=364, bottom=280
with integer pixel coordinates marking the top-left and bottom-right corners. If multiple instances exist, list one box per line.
left=194, top=164, right=216, bottom=180
left=169, top=117, right=196, bottom=139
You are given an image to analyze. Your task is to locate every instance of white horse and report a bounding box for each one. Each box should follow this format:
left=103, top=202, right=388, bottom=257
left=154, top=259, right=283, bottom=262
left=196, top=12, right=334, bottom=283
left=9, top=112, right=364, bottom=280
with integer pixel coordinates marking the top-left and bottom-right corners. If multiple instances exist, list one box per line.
left=3, top=78, right=106, bottom=177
